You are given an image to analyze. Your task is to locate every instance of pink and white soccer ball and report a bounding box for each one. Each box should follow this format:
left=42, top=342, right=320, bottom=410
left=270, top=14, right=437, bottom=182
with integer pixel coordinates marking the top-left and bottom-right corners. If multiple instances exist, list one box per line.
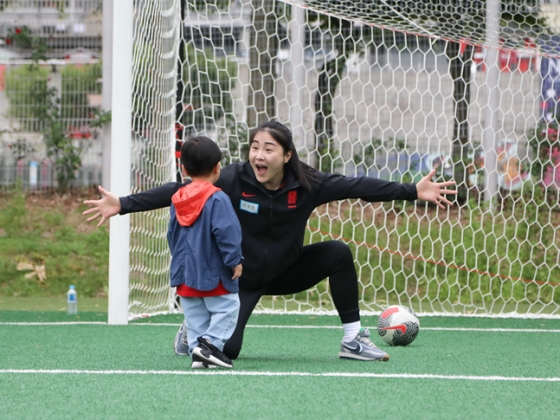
left=377, top=305, right=420, bottom=346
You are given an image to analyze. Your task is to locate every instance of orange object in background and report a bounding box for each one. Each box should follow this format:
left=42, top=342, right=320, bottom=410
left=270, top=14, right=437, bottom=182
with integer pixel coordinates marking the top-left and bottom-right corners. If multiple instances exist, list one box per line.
left=518, top=38, right=537, bottom=73
left=0, top=64, right=5, bottom=90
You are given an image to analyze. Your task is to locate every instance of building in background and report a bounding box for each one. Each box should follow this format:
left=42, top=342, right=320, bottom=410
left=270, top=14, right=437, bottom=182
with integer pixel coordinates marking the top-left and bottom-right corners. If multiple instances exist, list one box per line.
left=0, top=0, right=102, bottom=57
left=0, top=0, right=103, bottom=190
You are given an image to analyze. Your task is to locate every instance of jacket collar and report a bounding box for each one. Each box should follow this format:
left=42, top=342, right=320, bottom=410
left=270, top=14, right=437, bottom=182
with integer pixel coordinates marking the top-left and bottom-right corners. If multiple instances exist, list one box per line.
left=239, top=161, right=300, bottom=195
left=172, top=181, right=220, bottom=226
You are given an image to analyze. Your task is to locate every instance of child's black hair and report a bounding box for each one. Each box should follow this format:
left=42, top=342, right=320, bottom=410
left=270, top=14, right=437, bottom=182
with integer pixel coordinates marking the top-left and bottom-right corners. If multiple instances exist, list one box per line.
left=181, top=136, right=222, bottom=177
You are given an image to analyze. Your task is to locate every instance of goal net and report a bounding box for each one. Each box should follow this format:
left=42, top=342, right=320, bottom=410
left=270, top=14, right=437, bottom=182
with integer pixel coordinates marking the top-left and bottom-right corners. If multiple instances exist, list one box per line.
left=128, top=0, right=560, bottom=318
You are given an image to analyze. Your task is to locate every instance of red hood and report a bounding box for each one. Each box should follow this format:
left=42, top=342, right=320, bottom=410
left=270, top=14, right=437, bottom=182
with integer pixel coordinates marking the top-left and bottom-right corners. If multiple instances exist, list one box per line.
left=171, top=181, right=221, bottom=226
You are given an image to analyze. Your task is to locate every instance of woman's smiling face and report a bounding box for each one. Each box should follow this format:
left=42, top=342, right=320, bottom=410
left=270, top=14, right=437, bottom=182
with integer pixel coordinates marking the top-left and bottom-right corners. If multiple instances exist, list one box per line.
left=249, top=130, right=292, bottom=190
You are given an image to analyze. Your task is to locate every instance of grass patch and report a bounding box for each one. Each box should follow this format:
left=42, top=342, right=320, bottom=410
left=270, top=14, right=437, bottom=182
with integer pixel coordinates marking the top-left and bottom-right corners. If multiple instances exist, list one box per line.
left=0, top=188, right=109, bottom=298
left=306, top=200, right=560, bottom=313
left=2, top=189, right=560, bottom=317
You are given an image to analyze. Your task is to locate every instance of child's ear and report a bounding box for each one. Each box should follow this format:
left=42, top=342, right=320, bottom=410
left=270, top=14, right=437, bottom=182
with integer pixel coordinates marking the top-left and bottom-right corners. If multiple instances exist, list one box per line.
left=181, top=164, right=188, bottom=177
left=213, top=162, right=221, bottom=174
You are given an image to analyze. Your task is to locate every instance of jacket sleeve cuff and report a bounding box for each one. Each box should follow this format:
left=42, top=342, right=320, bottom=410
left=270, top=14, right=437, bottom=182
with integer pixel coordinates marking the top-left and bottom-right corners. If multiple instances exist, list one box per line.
left=119, top=196, right=131, bottom=215
left=406, top=183, right=418, bottom=201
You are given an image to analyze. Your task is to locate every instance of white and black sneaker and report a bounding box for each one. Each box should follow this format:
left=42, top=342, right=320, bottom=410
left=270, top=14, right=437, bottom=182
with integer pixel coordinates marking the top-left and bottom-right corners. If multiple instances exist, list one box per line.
left=191, top=354, right=218, bottom=369
left=338, top=328, right=390, bottom=361
left=192, top=337, right=233, bottom=369
left=174, top=323, right=189, bottom=356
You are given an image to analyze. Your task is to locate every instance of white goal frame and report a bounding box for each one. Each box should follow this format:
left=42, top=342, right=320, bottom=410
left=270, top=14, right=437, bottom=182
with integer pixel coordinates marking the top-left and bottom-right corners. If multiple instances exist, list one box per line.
left=106, top=0, right=560, bottom=323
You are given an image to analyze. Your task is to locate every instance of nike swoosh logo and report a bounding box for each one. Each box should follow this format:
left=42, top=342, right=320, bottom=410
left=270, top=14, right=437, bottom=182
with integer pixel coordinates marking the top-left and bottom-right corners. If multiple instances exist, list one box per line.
left=342, top=342, right=363, bottom=353
left=242, top=192, right=256, bottom=197
left=380, top=325, right=407, bottom=334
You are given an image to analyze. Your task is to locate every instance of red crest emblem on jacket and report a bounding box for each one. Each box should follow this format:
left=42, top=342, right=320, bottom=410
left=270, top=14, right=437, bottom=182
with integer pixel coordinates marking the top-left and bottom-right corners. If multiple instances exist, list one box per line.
left=288, top=191, right=297, bottom=208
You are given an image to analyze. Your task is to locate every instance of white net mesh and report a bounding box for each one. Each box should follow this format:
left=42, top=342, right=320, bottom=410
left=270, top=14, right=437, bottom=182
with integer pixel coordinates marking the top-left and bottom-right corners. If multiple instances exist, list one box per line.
left=128, top=0, right=180, bottom=316
left=129, top=0, right=560, bottom=318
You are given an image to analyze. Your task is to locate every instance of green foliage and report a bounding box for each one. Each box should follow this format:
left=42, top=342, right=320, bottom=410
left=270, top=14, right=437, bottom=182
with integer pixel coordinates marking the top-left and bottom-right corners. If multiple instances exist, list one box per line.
left=352, top=137, right=409, bottom=180
left=0, top=184, right=26, bottom=237
left=4, top=65, right=50, bottom=129
left=219, top=115, right=249, bottom=165
left=5, top=63, right=103, bottom=127
left=6, top=26, right=48, bottom=63
left=6, top=138, right=36, bottom=161
left=181, top=43, right=238, bottom=133
left=60, top=63, right=103, bottom=120
left=528, top=119, right=560, bottom=180
left=4, top=32, right=109, bottom=193
left=31, top=83, right=100, bottom=193
left=353, top=138, right=383, bottom=176
left=317, top=139, right=344, bottom=173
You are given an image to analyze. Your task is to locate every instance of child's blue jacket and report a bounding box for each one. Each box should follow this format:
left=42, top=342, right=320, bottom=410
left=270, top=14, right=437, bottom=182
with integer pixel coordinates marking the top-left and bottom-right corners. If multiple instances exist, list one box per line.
left=167, top=181, right=243, bottom=293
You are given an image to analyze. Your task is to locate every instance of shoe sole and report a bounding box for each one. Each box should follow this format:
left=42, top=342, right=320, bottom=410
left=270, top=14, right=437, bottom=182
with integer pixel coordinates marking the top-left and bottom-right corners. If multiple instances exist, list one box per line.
left=191, top=361, right=218, bottom=369
left=192, top=347, right=233, bottom=369
left=338, top=352, right=390, bottom=362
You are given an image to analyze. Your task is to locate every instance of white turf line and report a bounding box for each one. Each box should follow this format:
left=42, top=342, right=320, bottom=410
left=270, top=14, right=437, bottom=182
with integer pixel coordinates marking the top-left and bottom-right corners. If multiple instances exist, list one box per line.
left=0, top=369, right=559, bottom=382
left=2, top=322, right=560, bottom=334
left=2, top=324, right=560, bottom=382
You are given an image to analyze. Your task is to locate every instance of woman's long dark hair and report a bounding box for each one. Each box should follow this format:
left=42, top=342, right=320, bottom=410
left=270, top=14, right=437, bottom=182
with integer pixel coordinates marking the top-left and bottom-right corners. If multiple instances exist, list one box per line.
left=248, top=121, right=320, bottom=191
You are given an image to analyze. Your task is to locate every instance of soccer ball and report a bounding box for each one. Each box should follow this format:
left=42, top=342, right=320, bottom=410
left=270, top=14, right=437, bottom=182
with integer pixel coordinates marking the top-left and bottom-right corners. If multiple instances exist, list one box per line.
left=377, top=305, right=420, bottom=346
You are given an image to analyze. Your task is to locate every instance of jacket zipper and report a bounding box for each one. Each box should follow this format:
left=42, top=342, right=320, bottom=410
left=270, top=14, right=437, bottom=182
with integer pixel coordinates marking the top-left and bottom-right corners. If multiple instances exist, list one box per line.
left=260, top=194, right=275, bottom=282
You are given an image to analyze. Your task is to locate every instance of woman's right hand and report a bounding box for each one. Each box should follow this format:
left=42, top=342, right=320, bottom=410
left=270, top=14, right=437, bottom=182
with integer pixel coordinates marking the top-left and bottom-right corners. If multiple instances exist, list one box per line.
left=83, top=186, right=121, bottom=227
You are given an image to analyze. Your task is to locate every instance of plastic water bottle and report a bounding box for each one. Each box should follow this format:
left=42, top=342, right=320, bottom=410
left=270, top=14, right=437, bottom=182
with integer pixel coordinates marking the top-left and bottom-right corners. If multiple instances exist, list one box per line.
left=67, top=285, right=78, bottom=314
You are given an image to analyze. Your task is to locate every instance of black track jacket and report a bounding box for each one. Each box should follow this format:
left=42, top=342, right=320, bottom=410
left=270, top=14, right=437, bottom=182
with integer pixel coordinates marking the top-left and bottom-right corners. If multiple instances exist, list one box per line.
left=120, top=162, right=417, bottom=290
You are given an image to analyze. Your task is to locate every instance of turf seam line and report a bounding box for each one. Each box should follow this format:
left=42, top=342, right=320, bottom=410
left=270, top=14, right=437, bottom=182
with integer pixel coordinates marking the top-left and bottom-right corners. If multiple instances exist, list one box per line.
left=2, top=369, right=560, bottom=382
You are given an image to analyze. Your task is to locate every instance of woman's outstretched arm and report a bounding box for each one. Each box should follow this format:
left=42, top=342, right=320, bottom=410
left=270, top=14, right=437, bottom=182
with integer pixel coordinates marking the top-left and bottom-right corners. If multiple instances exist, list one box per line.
left=83, top=182, right=183, bottom=226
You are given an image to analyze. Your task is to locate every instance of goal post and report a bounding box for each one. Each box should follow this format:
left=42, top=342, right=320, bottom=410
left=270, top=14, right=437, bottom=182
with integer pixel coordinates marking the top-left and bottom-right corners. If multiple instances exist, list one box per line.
left=107, top=0, right=133, bottom=325
left=117, top=0, right=560, bottom=320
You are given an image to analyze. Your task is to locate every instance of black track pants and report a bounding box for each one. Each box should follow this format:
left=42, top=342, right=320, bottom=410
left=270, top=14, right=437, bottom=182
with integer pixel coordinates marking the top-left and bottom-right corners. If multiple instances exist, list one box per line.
left=223, top=240, right=360, bottom=360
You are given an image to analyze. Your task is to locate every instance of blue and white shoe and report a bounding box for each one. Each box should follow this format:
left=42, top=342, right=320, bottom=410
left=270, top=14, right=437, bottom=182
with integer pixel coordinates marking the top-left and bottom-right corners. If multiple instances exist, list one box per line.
left=174, top=323, right=189, bottom=356
left=339, top=328, right=390, bottom=361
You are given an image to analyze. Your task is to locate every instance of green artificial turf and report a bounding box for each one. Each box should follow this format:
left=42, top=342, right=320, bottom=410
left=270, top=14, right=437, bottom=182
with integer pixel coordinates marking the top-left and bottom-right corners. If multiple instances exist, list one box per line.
left=1, top=313, right=560, bottom=419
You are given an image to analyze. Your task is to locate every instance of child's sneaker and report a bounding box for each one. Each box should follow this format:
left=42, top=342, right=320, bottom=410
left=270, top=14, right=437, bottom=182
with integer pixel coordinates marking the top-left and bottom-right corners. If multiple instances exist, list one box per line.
left=174, top=323, right=189, bottom=356
left=192, top=337, right=233, bottom=368
left=191, top=354, right=218, bottom=369
left=338, top=327, right=390, bottom=361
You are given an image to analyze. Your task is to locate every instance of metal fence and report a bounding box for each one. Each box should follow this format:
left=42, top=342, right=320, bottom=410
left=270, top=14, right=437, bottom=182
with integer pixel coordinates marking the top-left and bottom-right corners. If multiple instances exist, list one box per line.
left=0, top=0, right=103, bottom=191
left=0, top=60, right=104, bottom=190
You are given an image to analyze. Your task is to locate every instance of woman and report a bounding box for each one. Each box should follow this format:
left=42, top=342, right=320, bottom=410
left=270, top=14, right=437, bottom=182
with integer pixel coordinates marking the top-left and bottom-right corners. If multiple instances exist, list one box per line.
left=84, top=121, right=456, bottom=361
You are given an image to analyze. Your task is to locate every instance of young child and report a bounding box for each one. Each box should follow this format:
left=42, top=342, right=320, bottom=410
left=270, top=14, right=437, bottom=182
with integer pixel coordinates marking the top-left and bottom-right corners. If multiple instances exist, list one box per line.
left=167, top=136, right=243, bottom=369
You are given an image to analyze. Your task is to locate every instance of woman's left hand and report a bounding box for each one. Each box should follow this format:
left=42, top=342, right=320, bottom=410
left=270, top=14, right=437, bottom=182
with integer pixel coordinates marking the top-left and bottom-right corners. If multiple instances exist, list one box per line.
left=416, top=169, right=457, bottom=208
